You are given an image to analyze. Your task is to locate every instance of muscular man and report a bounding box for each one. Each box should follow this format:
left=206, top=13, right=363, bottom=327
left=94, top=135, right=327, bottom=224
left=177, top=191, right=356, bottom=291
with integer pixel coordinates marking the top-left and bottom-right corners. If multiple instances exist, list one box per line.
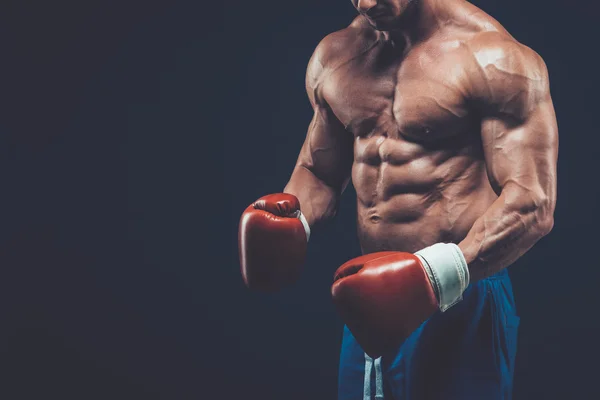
left=239, top=0, right=558, bottom=398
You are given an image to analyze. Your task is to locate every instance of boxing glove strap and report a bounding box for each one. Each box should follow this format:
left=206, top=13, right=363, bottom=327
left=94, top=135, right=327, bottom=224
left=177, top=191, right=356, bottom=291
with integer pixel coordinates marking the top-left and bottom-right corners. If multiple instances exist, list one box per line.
left=415, top=243, right=470, bottom=312
left=294, top=210, right=311, bottom=242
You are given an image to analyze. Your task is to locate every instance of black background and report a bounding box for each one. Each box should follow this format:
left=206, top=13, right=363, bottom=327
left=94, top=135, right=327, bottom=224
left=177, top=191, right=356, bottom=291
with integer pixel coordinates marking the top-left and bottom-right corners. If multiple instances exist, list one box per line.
left=0, top=0, right=597, bottom=398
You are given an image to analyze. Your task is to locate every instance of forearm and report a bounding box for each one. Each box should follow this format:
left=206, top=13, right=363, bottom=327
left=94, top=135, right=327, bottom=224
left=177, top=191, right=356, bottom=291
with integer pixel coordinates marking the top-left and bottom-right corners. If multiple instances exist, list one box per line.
left=458, top=185, right=555, bottom=282
left=283, top=165, right=341, bottom=228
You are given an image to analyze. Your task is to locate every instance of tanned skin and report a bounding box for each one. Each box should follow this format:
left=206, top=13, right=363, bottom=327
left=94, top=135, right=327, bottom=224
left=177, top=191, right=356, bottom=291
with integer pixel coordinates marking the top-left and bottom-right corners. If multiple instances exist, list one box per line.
left=283, top=0, right=558, bottom=283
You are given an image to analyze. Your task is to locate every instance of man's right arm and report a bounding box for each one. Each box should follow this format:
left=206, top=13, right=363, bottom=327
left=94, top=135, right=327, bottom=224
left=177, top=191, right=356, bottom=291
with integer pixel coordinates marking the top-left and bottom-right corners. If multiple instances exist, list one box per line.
left=238, top=38, right=354, bottom=291
left=283, top=42, right=354, bottom=229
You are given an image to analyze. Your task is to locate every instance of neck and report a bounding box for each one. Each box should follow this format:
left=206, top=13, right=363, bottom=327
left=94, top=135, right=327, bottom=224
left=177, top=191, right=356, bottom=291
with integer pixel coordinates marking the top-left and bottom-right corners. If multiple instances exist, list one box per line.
left=385, top=0, right=442, bottom=48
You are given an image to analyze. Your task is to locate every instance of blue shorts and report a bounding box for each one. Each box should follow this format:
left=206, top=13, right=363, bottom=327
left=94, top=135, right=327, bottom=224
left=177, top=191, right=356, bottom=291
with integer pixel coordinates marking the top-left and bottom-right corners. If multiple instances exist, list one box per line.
left=338, top=269, right=520, bottom=400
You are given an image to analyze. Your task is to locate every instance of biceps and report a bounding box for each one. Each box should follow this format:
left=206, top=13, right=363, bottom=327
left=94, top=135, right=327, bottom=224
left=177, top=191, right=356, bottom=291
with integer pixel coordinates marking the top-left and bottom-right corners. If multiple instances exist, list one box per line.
left=296, top=107, right=354, bottom=190
left=481, top=99, right=558, bottom=197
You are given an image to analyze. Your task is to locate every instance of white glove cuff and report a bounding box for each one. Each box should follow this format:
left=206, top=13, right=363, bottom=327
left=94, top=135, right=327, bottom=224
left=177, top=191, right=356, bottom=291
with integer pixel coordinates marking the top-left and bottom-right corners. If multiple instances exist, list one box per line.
left=415, top=243, right=470, bottom=312
left=294, top=210, right=311, bottom=242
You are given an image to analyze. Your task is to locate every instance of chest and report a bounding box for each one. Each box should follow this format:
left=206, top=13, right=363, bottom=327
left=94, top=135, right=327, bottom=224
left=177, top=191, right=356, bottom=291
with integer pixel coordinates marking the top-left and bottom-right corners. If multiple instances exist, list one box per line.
left=322, top=44, right=474, bottom=141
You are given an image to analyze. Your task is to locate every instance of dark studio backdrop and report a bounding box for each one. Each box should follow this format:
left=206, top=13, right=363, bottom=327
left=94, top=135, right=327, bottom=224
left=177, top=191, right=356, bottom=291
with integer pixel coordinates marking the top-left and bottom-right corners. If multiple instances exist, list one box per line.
left=0, top=0, right=597, bottom=399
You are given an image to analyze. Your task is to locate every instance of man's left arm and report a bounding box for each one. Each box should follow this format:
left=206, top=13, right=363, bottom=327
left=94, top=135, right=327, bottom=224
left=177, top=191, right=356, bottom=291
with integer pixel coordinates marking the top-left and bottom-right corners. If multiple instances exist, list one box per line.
left=458, top=37, right=559, bottom=282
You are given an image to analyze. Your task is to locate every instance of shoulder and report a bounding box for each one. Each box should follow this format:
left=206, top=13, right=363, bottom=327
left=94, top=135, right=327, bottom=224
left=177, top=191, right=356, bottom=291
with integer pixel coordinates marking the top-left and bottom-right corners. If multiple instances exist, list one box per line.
left=467, top=32, right=547, bottom=79
left=306, top=17, right=378, bottom=94
left=463, top=31, right=549, bottom=116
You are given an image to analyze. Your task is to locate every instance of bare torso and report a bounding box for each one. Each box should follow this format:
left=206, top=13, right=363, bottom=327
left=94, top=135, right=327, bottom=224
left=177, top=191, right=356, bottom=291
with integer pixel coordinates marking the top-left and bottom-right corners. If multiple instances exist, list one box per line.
left=317, top=7, right=511, bottom=254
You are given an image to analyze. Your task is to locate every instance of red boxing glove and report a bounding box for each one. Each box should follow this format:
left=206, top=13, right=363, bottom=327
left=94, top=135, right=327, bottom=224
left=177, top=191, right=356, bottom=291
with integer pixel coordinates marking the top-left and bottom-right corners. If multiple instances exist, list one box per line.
left=239, top=193, right=310, bottom=291
left=331, top=244, right=469, bottom=358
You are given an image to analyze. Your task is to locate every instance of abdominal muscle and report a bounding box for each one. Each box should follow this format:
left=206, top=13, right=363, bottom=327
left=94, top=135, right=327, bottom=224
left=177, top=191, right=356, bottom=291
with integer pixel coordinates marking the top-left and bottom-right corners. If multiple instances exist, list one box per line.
left=352, top=135, right=498, bottom=255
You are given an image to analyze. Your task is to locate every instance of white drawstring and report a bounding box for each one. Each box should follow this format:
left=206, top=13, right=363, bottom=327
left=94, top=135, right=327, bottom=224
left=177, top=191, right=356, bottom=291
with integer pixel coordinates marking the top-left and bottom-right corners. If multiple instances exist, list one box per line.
left=363, top=354, right=373, bottom=400
left=374, top=356, right=384, bottom=399
left=364, top=354, right=384, bottom=399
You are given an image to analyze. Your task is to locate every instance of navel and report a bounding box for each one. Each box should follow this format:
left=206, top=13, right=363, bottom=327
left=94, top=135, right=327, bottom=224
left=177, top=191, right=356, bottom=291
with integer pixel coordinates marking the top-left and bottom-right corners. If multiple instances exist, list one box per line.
left=369, top=215, right=382, bottom=224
